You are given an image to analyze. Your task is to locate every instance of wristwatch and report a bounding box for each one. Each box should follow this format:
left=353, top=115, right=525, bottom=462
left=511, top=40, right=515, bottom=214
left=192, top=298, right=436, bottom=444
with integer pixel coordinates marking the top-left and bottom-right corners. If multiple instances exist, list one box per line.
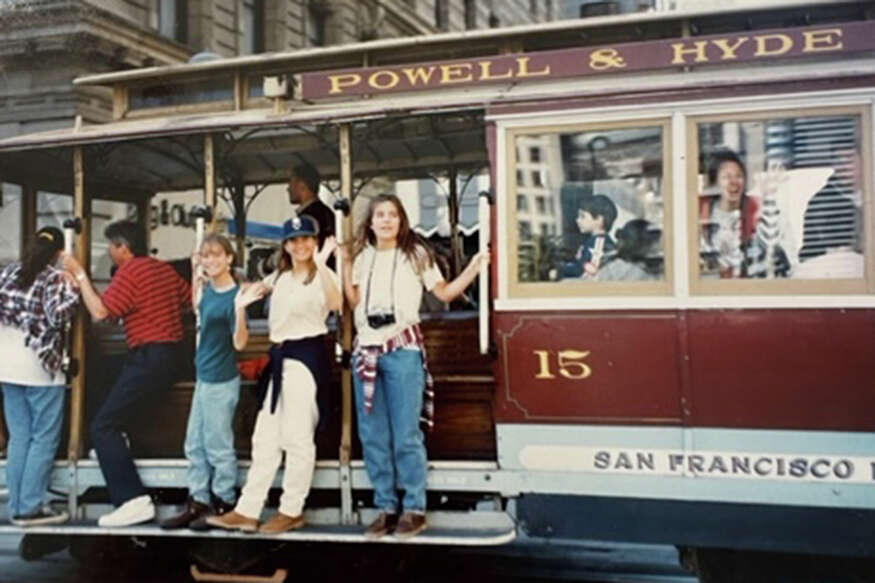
left=76, top=272, right=88, bottom=283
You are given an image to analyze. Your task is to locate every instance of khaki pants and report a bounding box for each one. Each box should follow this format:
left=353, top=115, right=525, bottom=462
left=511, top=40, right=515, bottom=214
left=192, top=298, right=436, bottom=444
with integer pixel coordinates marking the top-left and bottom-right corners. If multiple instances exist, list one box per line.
left=236, top=360, right=319, bottom=519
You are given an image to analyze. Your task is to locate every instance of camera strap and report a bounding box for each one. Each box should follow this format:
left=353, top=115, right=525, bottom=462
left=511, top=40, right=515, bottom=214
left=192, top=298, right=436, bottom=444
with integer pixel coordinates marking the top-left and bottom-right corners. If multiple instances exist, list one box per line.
left=364, top=247, right=398, bottom=318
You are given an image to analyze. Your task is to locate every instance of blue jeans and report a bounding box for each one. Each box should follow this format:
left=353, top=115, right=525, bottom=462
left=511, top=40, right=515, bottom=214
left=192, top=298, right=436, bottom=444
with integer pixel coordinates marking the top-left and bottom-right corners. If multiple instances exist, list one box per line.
left=184, top=376, right=240, bottom=505
left=2, top=383, right=66, bottom=517
left=353, top=349, right=427, bottom=513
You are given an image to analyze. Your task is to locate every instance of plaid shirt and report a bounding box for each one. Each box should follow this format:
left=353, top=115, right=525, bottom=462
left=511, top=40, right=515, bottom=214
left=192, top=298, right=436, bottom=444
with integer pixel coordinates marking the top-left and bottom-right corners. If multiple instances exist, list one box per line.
left=0, top=263, right=79, bottom=375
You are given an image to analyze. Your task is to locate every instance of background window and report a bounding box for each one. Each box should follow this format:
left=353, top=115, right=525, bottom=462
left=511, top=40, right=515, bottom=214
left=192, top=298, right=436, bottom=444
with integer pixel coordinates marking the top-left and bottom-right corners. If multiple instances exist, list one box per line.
left=464, top=0, right=476, bottom=29
left=514, top=127, right=666, bottom=285
left=308, top=4, right=327, bottom=47
left=242, top=0, right=265, bottom=54
left=696, top=114, right=864, bottom=281
left=434, top=0, right=449, bottom=31
left=517, top=194, right=529, bottom=212
left=159, top=0, right=187, bottom=43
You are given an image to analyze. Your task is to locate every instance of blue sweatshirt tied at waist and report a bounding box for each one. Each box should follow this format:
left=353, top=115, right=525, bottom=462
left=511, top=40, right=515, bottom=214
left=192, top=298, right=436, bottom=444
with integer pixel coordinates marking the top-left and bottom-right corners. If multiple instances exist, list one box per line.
left=255, top=335, right=333, bottom=432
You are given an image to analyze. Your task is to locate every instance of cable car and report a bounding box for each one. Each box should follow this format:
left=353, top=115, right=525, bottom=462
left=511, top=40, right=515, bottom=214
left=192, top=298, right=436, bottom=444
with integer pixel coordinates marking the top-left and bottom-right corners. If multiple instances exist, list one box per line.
left=0, top=2, right=873, bottom=581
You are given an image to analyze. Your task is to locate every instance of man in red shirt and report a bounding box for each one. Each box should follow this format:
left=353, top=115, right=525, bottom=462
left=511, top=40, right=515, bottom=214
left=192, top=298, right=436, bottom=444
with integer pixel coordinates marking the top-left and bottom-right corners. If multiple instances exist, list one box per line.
left=65, top=221, right=190, bottom=527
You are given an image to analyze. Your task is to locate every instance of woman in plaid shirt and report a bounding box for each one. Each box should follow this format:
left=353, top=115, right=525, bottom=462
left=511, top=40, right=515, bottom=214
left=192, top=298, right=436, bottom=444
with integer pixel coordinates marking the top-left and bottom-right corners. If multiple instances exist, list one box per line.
left=0, top=226, right=79, bottom=526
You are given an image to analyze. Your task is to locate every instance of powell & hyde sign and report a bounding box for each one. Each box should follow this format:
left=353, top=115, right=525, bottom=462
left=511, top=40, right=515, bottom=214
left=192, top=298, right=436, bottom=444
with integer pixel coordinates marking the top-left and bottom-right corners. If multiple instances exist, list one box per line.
left=299, top=21, right=875, bottom=99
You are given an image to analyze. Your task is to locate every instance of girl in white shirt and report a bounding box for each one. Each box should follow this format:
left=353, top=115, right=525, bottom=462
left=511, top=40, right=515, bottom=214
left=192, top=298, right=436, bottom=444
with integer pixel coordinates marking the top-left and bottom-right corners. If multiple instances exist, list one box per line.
left=0, top=226, right=79, bottom=526
left=342, top=193, right=487, bottom=539
left=208, top=216, right=341, bottom=534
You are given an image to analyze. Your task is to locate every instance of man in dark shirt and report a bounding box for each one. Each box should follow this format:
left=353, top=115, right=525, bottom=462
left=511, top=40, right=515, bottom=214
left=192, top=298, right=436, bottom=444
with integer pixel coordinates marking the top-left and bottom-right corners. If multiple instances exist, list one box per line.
left=288, top=162, right=335, bottom=252
left=64, top=221, right=190, bottom=527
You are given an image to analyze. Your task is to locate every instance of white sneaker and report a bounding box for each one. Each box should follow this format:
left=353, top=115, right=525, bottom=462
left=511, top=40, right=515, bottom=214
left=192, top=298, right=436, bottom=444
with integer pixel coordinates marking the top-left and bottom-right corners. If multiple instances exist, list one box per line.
left=97, top=495, right=155, bottom=527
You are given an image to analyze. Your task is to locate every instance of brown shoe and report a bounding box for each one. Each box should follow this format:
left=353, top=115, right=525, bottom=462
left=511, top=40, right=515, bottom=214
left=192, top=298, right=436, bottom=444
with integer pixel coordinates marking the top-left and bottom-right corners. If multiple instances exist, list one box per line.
left=395, top=512, right=427, bottom=539
left=160, top=498, right=209, bottom=530
left=189, top=499, right=235, bottom=532
left=258, top=512, right=305, bottom=534
left=364, top=512, right=398, bottom=540
left=205, top=510, right=258, bottom=533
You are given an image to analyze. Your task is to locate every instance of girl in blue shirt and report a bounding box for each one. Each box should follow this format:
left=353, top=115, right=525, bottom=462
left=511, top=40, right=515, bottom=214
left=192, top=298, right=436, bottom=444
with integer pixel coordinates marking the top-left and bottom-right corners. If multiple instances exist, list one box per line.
left=162, top=234, right=263, bottom=529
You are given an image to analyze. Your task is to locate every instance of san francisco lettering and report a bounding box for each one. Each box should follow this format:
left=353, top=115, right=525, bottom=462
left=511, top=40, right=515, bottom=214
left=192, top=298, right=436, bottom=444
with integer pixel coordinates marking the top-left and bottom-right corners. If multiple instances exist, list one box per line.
left=302, top=22, right=870, bottom=99
left=593, top=449, right=868, bottom=483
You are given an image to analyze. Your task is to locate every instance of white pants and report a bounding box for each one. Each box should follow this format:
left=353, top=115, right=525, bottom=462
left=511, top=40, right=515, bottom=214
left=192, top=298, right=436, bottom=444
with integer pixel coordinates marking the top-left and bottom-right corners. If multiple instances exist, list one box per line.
left=235, top=359, right=319, bottom=519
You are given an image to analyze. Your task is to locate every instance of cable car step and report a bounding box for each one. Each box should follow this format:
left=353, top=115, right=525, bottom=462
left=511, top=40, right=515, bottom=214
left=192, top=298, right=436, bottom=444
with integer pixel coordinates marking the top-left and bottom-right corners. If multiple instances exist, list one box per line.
left=0, top=508, right=516, bottom=546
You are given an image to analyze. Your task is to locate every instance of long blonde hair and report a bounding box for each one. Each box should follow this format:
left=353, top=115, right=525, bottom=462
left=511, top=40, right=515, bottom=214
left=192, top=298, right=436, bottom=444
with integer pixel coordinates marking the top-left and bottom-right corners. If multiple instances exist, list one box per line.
left=352, top=193, right=435, bottom=274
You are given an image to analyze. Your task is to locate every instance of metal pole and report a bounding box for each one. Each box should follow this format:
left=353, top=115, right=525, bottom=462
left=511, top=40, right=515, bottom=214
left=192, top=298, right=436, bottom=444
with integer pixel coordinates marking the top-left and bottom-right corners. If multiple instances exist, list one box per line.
left=338, top=123, right=355, bottom=525
left=68, top=146, right=91, bottom=520
left=204, top=134, right=217, bottom=211
left=478, top=192, right=492, bottom=355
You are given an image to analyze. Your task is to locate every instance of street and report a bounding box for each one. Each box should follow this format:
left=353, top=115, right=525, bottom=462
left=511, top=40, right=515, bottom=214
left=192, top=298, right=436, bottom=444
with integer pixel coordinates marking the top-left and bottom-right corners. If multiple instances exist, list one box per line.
left=0, top=532, right=698, bottom=583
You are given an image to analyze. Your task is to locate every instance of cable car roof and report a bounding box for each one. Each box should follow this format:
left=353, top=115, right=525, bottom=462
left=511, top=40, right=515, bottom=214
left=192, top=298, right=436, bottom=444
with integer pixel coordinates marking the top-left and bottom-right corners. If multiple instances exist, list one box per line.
left=71, top=0, right=859, bottom=89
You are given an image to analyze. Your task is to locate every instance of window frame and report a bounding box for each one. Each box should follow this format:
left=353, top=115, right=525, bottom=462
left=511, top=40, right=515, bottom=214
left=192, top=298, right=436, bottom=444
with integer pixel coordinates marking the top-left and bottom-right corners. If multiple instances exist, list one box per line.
left=505, top=118, right=674, bottom=300
left=686, top=104, right=874, bottom=296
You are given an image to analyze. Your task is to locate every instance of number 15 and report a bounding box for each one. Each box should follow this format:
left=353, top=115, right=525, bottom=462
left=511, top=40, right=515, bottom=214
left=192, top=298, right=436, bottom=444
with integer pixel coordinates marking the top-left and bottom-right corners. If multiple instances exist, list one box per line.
left=533, top=350, right=593, bottom=380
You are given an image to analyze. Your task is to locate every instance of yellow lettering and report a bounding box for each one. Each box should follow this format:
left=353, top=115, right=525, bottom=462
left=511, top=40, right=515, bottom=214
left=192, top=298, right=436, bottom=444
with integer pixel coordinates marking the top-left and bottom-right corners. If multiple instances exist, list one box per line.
left=533, top=350, right=555, bottom=380
left=557, top=350, right=592, bottom=380
left=368, top=70, right=400, bottom=90
left=711, top=36, right=749, bottom=60
left=328, top=73, right=362, bottom=95
left=803, top=28, right=843, bottom=53
left=401, top=66, right=437, bottom=86
left=516, top=56, right=551, bottom=78
left=671, top=40, right=709, bottom=65
left=479, top=60, right=514, bottom=81
left=589, top=48, right=627, bottom=70
left=754, top=34, right=793, bottom=57
left=440, top=63, right=474, bottom=84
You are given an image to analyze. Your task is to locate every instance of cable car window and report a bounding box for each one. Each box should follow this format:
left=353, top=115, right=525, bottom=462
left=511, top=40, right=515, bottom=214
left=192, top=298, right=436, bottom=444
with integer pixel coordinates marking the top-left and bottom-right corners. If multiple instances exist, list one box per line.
left=692, top=107, right=872, bottom=294
left=507, top=121, right=672, bottom=299
left=0, top=183, right=23, bottom=264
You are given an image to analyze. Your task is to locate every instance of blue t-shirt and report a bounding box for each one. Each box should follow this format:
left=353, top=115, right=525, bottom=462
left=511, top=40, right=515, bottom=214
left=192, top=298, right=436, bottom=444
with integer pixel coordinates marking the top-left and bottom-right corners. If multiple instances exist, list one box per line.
left=195, top=283, right=240, bottom=383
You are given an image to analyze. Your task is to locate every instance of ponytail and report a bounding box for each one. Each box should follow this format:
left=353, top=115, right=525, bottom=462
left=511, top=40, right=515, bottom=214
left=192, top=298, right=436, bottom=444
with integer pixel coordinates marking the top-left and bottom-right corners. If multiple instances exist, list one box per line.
left=18, top=226, right=63, bottom=290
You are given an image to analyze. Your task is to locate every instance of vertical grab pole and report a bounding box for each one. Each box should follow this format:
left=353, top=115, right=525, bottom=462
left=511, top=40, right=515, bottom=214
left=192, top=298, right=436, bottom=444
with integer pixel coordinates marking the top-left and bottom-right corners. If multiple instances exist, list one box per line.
left=338, top=123, right=355, bottom=525
left=68, top=146, right=90, bottom=520
left=190, top=206, right=212, bottom=348
left=478, top=191, right=492, bottom=355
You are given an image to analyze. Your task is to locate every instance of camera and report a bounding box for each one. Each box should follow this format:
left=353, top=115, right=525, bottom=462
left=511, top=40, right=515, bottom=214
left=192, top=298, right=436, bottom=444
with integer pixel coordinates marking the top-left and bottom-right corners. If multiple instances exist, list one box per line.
left=367, top=312, right=396, bottom=329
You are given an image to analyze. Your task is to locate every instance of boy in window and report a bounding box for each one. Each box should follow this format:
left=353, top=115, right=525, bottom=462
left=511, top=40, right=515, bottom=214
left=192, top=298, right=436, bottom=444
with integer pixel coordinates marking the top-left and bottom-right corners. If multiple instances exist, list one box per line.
left=556, top=194, right=617, bottom=279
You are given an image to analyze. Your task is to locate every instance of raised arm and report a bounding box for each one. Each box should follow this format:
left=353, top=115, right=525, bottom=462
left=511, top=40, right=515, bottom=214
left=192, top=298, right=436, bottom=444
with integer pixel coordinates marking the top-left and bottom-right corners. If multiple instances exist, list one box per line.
left=340, top=244, right=360, bottom=309
left=43, top=270, right=80, bottom=328
left=190, top=252, right=204, bottom=310
left=315, top=237, right=343, bottom=312
left=430, top=250, right=489, bottom=303
left=62, top=252, right=110, bottom=321
left=231, top=284, right=262, bottom=351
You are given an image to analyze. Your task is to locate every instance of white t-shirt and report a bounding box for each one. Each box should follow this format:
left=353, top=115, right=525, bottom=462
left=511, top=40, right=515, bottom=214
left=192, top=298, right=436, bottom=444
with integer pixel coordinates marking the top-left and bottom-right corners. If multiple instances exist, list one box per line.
left=264, top=268, right=338, bottom=343
left=352, top=245, right=444, bottom=346
left=0, top=325, right=65, bottom=386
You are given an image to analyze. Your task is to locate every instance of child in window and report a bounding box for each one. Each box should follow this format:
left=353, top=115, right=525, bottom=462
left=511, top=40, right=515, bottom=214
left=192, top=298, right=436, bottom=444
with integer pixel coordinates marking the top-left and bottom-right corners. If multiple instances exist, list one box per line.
left=558, top=194, right=617, bottom=279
